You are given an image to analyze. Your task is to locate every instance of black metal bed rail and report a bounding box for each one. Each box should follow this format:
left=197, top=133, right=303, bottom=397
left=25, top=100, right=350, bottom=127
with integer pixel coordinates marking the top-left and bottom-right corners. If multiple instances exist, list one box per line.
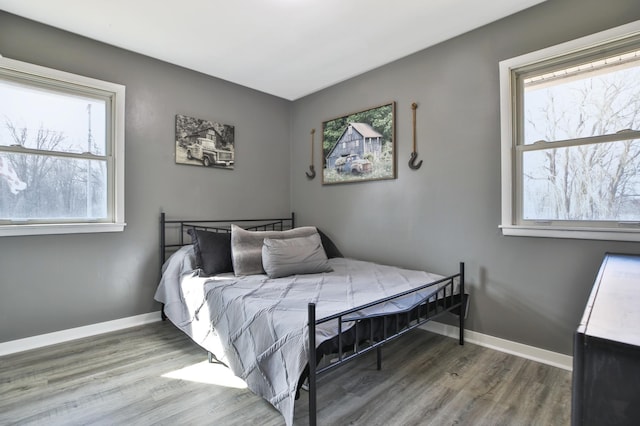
left=321, top=277, right=457, bottom=374
left=184, top=219, right=289, bottom=234
left=160, top=211, right=295, bottom=264
left=307, top=261, right=465, bottom=426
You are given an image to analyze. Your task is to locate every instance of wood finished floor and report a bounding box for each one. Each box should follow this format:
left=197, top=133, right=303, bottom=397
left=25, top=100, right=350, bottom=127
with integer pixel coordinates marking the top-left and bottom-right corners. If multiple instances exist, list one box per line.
left=0, top=321, right=571, bottom=425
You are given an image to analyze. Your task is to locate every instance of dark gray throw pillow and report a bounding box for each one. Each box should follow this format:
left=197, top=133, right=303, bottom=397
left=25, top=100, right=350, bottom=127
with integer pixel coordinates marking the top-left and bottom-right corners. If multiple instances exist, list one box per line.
left=187, top=228, right=233, bottom=276
left=262, top=233, right=332, bottom=279
left=317, top=228, right=343, bottom=258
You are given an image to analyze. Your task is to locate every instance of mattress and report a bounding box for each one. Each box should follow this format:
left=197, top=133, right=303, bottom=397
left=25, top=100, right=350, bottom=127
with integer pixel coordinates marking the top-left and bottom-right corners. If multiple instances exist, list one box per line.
left=154, top=245, right=452, bottom=425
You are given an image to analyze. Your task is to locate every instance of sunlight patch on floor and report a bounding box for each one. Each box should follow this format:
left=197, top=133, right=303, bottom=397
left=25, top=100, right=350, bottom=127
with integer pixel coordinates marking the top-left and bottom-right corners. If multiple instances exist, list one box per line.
left=162, top=361, right=248, bottom=389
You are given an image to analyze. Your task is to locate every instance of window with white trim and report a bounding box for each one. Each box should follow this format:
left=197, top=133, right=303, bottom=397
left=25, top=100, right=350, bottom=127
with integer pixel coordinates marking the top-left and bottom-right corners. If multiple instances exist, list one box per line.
left=0, top=56, right=125, bottom=236
left=500, top=21, right=640, bottom=241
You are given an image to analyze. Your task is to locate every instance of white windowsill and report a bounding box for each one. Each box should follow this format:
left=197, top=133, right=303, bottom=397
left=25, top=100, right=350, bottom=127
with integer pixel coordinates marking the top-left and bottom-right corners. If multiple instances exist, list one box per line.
left=0, top=222, right=126, bottom=237
left=500, top=225, right=640, bottom=242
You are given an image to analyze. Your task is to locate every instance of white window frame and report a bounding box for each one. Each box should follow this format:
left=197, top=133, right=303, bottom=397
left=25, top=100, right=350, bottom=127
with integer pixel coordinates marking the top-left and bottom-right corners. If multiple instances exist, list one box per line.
left=0, top=56, right=125, bottom=237
left=499, top=20, right=640, bottom=242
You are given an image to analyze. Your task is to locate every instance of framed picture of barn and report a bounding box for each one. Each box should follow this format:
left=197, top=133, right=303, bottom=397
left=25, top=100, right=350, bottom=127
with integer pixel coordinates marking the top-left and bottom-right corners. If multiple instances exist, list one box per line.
left=322, top=102, right=396, bottom=185
left=175, top=114, right=235, bottom=169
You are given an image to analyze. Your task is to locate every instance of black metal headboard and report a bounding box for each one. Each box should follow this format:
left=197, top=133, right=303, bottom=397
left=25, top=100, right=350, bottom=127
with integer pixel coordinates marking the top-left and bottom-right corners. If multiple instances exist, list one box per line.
left=160, top=212, right=295, bottom=269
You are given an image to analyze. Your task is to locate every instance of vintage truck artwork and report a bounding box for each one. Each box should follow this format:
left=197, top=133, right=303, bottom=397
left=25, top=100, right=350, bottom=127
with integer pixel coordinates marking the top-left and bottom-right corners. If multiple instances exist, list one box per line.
left=175, top=114, right=235, bottom=169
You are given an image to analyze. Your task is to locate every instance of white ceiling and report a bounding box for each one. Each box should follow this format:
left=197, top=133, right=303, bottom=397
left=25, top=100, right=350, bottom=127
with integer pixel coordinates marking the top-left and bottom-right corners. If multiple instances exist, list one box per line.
left=0, top=0, right=546, bottom=100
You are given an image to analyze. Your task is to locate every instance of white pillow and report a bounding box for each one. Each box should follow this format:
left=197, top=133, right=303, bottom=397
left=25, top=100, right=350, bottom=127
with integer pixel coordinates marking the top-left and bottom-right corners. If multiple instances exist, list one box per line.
left=262, top=233, right=332, bottom=279
left=230, top=224, right=318, bottom=276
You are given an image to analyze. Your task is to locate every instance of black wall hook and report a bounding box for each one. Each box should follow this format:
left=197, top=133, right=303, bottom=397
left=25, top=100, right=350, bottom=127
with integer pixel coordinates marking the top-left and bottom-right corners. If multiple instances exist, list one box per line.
left=306, top=129, right=316, bottom=180
left=408, top=102, right=423, bottom=170
left=306, top=164, right=316, bottom=179
left=408, top=151, right=423, bottom=170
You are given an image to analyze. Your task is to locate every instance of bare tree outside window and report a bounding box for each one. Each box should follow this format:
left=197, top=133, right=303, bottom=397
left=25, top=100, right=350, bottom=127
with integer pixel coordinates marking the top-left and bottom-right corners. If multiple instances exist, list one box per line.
left=0, top=76, right=108, bottom=222
left=520, top=52, right=640, bottom=222
left=0, top=120, right=107, bottom=221
left=0, top=56, right=124, bottom=236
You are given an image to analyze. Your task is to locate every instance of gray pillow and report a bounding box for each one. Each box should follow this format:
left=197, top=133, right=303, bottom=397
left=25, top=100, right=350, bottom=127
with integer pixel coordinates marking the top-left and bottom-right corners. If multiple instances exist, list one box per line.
left=262, top=233, right=332, bottom=279
left=230, top=224, right=319, bottom=276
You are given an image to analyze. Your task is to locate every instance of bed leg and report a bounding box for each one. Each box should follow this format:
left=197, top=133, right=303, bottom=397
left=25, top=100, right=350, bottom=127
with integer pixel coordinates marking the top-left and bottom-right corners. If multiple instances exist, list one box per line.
left=308, top=303, right=317, bottom=426
left=161, top=304, right=167, bottom=321
left=459, top=262, right=465, bottom=346
left=376, top=346, right=382, bottom=370
left=208, top=352, right=214, bottom=364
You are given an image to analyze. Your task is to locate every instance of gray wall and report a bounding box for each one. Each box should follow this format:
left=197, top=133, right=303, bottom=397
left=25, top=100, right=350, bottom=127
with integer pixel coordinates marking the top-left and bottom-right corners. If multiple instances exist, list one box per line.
left=0, top=12, right=292, bottom=342
left=2, top=0, right=640, bottom=356
left=291, top=0, right=640, bottom=355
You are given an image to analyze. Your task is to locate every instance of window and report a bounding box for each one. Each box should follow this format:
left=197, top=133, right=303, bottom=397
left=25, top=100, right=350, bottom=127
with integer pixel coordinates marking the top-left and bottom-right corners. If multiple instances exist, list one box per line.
left=0, top=56, right=125, bottom=236
left=500, top=21, right=640, bottom=241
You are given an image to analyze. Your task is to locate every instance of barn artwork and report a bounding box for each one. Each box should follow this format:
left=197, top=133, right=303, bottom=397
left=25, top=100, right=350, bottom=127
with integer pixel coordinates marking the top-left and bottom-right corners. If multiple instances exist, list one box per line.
left=175, top=114, right=235, bottom=170
left=322, top=102, right=396, bottom=185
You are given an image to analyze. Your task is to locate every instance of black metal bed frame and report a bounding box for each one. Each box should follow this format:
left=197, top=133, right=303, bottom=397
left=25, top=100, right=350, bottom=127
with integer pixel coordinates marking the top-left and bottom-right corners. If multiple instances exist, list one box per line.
left=159, top=212, right=467, bottom=426
left=160, top=211, right=296, bottom=265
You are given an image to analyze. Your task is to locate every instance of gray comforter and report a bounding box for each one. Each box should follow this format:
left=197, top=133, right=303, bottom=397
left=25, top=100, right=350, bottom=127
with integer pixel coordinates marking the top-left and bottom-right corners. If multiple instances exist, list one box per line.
left=155, top=245, right=448, bottom=425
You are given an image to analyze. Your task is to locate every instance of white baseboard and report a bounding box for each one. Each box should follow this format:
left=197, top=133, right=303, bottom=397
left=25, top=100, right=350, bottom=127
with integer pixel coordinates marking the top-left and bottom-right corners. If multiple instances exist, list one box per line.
left=0, top=312, right=573, bottom=371
left=421, top=321, right=573, bottom=371
left=0, top=311, right=161, bottom=357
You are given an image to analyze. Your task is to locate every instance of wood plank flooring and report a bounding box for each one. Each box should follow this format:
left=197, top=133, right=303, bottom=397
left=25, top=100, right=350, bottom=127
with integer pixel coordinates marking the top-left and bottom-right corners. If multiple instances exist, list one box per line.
left=0, top=321, right=571, bottom=425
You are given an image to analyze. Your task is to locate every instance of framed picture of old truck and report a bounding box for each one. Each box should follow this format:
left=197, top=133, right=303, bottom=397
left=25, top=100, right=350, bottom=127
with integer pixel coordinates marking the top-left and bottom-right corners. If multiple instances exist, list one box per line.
left=175, top=114, right=235, bottom=169
left=322, top=102, right=396, bottom=185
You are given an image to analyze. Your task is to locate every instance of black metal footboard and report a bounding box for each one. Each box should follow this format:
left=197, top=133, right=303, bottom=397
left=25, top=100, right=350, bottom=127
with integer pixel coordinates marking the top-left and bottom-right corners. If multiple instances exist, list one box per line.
left=307, top=262, right=466, bottom=426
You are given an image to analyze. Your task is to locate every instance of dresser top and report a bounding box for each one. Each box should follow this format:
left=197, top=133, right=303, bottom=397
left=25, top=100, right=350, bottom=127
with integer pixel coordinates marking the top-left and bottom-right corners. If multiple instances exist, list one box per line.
left=579, top=253, right=640, bottom=347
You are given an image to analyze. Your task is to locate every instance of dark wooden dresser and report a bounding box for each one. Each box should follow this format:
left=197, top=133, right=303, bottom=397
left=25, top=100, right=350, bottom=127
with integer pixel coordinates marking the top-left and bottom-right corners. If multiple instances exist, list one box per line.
left=572, top=253, right=640, bottom=426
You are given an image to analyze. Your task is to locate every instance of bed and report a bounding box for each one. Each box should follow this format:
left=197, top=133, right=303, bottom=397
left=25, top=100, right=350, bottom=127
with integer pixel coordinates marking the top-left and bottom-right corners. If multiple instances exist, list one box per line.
left=155, top=212, right=468, bottom=425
